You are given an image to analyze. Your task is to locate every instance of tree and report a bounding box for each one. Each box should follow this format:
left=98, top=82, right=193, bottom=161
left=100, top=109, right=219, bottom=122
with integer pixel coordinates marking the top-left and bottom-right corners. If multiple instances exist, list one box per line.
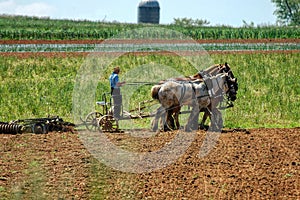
left=271, top=0, right=300, bottom=25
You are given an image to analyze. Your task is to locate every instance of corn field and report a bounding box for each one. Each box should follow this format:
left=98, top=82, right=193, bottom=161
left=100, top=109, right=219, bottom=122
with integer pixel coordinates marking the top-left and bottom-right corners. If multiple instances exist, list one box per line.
left=1, top=15, right=300, bottom=40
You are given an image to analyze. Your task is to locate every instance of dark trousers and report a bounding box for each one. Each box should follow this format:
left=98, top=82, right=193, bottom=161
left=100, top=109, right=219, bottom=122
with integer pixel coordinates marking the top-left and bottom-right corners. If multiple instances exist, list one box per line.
left=111, top=87, right=122, bottom=118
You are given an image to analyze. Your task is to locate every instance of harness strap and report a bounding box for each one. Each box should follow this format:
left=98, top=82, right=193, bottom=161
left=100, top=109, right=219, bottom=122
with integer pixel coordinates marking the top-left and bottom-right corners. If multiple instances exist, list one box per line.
left=190, top=82, right=197, bottom=101
left=215, top=75, right=226, bottom=96
left=178, top=83, right=187, bottom=103
left=191, top=82, right=210, bottom=99
left=191, top=82, right=196, bottom=94
left=178, top=82, right=199, bottom=105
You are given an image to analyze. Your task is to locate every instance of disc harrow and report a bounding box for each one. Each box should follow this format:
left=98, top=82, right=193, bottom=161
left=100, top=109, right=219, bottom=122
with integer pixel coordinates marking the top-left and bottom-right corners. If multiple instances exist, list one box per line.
left=0, top=116, right=75, bottom=134
left=0, top=122, right=22, bottom=134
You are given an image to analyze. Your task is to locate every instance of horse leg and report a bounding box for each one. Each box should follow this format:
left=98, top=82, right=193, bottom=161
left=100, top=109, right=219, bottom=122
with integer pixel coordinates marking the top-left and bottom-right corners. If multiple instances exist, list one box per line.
left=200, top=108, right=210, bottom=130
left=164, top=105, right=182, bottom=131
left=209, top=96, right=225, bottom=132
left=164, top=108, right=175, bottom=131
left=209, top=107, right=223, bottom=132
left=174, top=106, right=181, bottom=129
left=151, top=106, right=165, bottom=131
left=191, top=108, right=200, bottom=130
left=214, top=108, right=223, bottom=131
left=185, top=103, right=200, bottom=132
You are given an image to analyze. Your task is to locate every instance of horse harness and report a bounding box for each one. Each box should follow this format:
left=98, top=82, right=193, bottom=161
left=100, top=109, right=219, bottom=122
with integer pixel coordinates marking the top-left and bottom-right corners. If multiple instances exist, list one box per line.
left=176, top=81, right=208, bottom=104
left=173, top=73, right=228, bottom=106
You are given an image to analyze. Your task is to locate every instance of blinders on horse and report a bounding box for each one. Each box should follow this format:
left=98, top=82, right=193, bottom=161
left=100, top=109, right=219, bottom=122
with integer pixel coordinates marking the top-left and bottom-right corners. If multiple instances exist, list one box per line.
left=221, top=64, right=238, bottom=102
left=226, top=76, right=238, bottom=102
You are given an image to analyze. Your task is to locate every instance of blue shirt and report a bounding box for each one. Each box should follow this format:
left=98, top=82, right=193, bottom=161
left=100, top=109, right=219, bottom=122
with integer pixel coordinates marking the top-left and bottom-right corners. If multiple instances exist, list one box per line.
left=109, top=72, right=119, bottom=88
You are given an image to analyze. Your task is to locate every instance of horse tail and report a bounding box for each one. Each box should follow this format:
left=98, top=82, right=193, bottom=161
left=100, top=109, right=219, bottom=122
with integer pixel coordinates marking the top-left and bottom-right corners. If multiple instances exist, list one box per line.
left=151, top=85, right=161, bottom=100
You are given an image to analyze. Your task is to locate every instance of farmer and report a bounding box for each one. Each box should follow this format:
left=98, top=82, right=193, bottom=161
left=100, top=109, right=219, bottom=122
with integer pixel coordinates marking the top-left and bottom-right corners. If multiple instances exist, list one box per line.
left=109, top=66, right=125, bottom=119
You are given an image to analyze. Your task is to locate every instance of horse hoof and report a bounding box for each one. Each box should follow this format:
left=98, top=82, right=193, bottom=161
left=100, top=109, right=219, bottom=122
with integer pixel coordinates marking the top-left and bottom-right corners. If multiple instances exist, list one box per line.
left=151, top=126, right=158, bottom=132
left=200, top=125, right=209, bottom=130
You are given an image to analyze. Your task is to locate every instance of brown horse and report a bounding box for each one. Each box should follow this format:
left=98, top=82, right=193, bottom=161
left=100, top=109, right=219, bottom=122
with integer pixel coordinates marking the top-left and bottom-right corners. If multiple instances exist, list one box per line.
left=151, top=63, right=238, bottom=131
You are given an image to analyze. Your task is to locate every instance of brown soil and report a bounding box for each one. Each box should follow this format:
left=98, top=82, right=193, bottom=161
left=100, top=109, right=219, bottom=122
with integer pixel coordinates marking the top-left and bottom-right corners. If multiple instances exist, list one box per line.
left=1, top=128, right=299, bottom=199
left=0, top=52, right=90, bottom=58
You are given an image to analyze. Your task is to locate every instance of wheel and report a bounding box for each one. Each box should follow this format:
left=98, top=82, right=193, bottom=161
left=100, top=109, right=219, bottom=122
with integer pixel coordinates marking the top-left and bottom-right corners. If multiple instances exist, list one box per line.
left=85, top=112, right=103, bottom=132
left=33, top=123, right=48, bottom=134
left=98, top=115, right=118, bottom=132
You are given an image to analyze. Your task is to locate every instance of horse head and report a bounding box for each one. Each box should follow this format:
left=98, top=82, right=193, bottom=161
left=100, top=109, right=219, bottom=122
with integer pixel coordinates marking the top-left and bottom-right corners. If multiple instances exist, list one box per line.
left=219, top=63, right=238, bottom=102
left=226, top=76, right=238, bottom=101
left=196, top=63, right=238, bottom=103
left=213, top=72, right=237, bottom=101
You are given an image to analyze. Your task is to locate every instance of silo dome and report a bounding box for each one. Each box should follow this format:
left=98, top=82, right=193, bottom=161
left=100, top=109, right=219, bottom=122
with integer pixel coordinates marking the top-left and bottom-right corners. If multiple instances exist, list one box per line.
left=138, top=0, right=160, bottom=24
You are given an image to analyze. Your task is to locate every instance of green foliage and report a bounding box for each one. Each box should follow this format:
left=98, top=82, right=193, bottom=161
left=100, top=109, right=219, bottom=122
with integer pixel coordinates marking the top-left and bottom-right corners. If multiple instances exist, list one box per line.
left=212, top=53, right=300, bottom=128
left=0, top=56, right=83, bottom=121
left=271, top=0, right=300, bottom=25
left=0, top=15, right=300, bottom=40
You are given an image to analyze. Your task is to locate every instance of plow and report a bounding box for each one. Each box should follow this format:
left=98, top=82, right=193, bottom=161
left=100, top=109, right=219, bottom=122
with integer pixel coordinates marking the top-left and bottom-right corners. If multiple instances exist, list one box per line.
left=0, top=116, right=75, bottom=134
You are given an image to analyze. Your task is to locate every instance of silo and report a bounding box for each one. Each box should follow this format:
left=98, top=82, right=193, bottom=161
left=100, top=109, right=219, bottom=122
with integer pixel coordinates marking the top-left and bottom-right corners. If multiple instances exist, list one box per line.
left=138, top=0, right=160, bottom=24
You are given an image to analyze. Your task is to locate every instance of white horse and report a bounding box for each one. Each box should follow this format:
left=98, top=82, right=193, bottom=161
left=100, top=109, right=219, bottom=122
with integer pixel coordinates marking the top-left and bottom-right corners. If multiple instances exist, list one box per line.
left=151, top=73, right=237, bottom=132
left=152, top=63, right=238, bottom=131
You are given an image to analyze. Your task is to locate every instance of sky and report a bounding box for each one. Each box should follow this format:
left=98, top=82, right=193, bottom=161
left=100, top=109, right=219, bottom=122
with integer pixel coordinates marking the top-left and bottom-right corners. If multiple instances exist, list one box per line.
left=0, top=0, right=278, bottom=27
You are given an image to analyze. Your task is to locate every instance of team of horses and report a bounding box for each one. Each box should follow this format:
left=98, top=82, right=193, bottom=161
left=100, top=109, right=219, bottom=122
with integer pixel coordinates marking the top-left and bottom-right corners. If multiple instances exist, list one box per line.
left=151, top=63, right=238, bottom=132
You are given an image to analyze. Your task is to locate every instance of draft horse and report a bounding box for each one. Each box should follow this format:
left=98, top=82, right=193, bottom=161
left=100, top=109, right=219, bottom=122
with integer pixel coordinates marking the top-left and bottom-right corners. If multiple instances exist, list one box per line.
left=151, top=72, right=237, bottom=132
left=151, top=63, right=238, bottom=131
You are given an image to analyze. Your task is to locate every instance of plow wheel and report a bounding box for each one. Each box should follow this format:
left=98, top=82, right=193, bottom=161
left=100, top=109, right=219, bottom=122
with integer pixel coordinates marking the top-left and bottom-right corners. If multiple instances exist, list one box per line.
left=98, top=115, right=118, bottom=132
left=85, top=112, right=103, bottom=132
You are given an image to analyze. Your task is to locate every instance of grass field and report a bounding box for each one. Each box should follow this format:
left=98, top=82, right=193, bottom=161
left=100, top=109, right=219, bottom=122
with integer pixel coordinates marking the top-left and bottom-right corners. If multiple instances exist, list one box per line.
left=0, top=52, right=299, bottom=128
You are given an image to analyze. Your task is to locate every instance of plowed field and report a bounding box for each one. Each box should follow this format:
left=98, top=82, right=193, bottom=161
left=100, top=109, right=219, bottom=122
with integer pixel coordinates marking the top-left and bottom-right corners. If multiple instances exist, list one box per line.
left=1, top=128, right=299, bottom=199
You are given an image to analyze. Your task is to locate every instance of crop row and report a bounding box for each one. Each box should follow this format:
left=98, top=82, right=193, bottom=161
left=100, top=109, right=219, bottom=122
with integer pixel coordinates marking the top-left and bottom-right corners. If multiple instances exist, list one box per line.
left=1, top=27, right=299, bottom=41
left=0, top=43, right=299, bottom=52
left=1, top=15, right=300, bottom=40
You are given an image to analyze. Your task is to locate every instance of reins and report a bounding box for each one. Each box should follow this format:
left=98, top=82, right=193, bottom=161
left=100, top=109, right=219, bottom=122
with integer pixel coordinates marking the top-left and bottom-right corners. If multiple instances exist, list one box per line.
left=125, top=82, right=158, bottom=85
